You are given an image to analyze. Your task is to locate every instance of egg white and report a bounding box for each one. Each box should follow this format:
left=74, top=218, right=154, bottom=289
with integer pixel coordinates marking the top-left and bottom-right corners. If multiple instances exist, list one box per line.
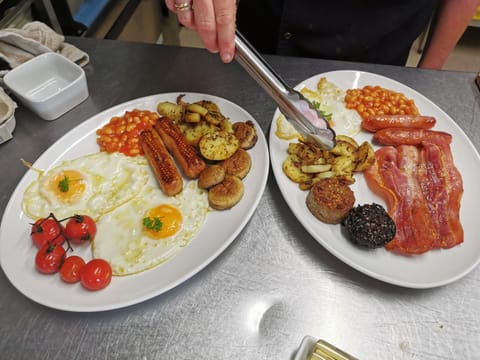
left=92, top=181, right=209, bottom=276
left=22, top=152, right=150, bottom=220
left=301, top=77, right=362, bottom=137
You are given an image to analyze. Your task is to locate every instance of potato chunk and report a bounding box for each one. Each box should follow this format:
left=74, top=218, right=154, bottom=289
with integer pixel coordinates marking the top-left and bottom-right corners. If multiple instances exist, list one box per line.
left=199, top=132, right=239, bottom=160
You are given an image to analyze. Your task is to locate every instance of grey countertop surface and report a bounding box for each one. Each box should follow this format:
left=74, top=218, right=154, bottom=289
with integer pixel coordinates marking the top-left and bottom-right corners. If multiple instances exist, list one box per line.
left=1, top=37, right=479, bottom=360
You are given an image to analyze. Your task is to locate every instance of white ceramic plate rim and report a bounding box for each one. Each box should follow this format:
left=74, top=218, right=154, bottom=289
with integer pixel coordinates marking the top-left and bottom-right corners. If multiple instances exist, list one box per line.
left=0, top=92, right=269, bottom=311
left=269, top=70, right=480, bottom=288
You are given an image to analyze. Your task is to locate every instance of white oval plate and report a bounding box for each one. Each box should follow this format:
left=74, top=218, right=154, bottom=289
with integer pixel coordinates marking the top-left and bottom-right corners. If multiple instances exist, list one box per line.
left=269, top=70, right=480, bottom=288
left=0, top=93, right=269, bottom=311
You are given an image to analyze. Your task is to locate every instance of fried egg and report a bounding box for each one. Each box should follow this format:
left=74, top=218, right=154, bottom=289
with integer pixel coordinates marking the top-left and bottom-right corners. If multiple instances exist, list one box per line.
left=92, top=181, right=209, bottom=275
left=300, top=77, right=362, bottom=137
left=22, top=152, right=150, bottom=220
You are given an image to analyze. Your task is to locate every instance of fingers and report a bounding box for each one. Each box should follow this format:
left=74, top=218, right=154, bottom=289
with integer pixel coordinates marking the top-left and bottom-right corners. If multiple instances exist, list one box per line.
left=212, top=0, right=236, bottom=63
left=190, top=0, right=219, bottom=53
left=165, top=0, right=236, bottom=63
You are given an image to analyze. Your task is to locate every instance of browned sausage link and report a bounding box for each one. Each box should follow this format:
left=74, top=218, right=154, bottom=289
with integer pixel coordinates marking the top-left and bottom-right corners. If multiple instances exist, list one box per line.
left=362, top=115, right=436, bottom=132
left=373, top=128, right=453, bottom=146
left=154, top=117, right=206, bottom=178
left=139, top=129, right=183, bottom=196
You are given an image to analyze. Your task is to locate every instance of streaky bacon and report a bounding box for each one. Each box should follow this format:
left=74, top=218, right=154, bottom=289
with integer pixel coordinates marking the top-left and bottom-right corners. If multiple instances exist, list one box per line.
left=365, top=146, right=437, bottom=254
left=365, top=133, right=464, bottom=255
left=417, top=141, right=463, bottom=248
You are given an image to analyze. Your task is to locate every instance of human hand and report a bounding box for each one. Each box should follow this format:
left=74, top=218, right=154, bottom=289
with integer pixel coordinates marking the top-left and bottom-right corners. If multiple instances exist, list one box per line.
left=165, top=0, right=236, bottom=63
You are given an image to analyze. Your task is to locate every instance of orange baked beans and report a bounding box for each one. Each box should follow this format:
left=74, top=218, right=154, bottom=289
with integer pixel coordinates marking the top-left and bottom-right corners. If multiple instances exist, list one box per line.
left=344, top=85, right=419, bottom=121
left=96, top=109, right=159, bottom=156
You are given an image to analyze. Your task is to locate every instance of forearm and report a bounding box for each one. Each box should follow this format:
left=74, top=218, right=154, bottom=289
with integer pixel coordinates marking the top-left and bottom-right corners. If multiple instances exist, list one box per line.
left=419, top=0, right=480, bottom=69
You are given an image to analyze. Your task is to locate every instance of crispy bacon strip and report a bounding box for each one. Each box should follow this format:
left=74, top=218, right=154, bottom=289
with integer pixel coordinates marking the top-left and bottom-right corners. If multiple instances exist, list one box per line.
left=417, top=141, right=464, bottom=248
left=365, top=146, right=437, bottom=254
left=139, top=129, right=183, bottom=196
left=365, top=139, right=464, bottom=255
left=154, top=117, right=206, bottom=179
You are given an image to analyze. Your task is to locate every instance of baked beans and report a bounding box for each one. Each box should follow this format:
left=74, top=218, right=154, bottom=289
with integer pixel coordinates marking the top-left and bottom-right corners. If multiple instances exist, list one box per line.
left=344, top=85, right=419, bottom=121
left=96, top=109, right=159, bottom=156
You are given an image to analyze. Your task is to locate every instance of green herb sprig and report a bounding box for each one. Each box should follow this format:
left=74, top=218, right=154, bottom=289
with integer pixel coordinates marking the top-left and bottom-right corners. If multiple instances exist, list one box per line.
left=58, top=176, right=70, bottom=192
left=311, top=101, right=333, bottom=122
left=142, top=217, right=163, bottom=232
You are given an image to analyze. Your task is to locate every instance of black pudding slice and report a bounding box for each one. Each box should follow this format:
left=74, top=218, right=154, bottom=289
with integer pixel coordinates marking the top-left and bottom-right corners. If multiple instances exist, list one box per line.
left=342, top=203, right=396, bottom=248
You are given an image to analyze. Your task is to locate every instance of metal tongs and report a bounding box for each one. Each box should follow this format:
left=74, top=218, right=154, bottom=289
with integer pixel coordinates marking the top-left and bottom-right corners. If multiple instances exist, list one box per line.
left=234, top=30, right=336, bottom=149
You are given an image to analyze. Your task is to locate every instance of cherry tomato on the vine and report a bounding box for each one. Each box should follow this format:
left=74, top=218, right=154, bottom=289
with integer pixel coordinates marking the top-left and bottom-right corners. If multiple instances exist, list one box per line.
left=35, top=243, right=66, bottom=274
left=59, top=255, right=85, bottom=283
left=64, top=215, right=97, bottom=244
left=80, top=259, right=112, bottom=291
left=31, top=217, right=65, bottom=248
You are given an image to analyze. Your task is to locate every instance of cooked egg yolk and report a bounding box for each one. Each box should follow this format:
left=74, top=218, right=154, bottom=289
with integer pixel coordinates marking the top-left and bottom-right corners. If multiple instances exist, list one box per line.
left=143, top=204, right=182, bottom=239
left=48, top=170, right=86, bottom=203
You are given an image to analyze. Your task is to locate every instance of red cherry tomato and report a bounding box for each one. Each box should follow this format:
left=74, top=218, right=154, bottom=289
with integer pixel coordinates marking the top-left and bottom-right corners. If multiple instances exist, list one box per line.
left=64, top=215, right=97, bottom=244
left=80, top=259, right=112, bottom=291
left=31, top=217, right=66, bottom=248
left=35, top=243, right=66, bottom=274
left=59, top=255, right=86, bottom=283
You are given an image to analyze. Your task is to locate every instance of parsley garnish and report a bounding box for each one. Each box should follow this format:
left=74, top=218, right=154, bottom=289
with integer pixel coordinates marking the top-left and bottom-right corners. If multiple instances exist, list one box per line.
left=143, top=217, right=163, bottom=232
left=58, top=176, right=70, bottom=192
left=311, top=101, right=333, bottom=122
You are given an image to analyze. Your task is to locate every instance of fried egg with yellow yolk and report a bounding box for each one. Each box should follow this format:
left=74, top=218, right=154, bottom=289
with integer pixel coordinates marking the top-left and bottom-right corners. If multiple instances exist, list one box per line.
left=300, top=77, right=362, bottom=137
left=45, top=169, right=87, bottom=204
left=22, top=152, right=150, bottom=221
left=92, top=181, right=209, bottom=276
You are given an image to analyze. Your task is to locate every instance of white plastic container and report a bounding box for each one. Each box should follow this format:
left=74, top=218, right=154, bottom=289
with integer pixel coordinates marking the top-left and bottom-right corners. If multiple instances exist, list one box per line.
left=4, top=52, right=88, bottom=120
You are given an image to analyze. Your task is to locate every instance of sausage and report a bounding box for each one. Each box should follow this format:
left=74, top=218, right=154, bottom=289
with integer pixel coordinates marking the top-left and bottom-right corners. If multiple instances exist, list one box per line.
left=139, top=129, right=183, bottom=196
left=373, top=128, right=452, bottom=147
left=153, top=117, right=206, bottom=178
left=362, top=115, right=436, bottom=132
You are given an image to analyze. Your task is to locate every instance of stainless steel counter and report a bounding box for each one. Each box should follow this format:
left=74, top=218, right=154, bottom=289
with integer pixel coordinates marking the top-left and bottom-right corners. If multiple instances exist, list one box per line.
left=1, top=37, right=479, bottom=359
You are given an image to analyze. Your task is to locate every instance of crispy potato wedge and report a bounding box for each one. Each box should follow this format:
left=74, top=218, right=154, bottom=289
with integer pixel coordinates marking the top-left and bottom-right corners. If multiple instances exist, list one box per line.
left=283, top=156, right=312, bottom=183
left=204, top=110, right=225, bottom=125
left=336, top=134, right=359, bottom=148
left=179, top=122, right=217, bottom=146
left=332, top=155, right=356, bottom=176
left=354, top=141, right=376, bottom=171
left=183, top=111, right=201, bottom=123
left=186, top=103, right=209, bottom=116
left=282, top=133, right=374, bottom=189
left=194, top=100, right=221, bottom=112
left=199, top=131, right=239, bottom=160
left=219, top=119, right=233, bottom=133
left=157, top=101, right=183, bottom=122
left=331, top=140, right=358, bottom=157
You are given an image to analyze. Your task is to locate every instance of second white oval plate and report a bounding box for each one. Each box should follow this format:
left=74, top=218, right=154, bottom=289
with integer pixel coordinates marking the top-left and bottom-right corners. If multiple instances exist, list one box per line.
left=269, top=70, right=480, bottom=288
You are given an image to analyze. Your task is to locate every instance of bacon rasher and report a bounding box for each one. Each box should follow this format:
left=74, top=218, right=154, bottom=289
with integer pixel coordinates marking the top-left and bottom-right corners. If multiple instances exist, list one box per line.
left=417, top=141, right=463, bottom=249
left=364, top=132, right=463, bottom=255
left=365, top=146, right=437, bottom=254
